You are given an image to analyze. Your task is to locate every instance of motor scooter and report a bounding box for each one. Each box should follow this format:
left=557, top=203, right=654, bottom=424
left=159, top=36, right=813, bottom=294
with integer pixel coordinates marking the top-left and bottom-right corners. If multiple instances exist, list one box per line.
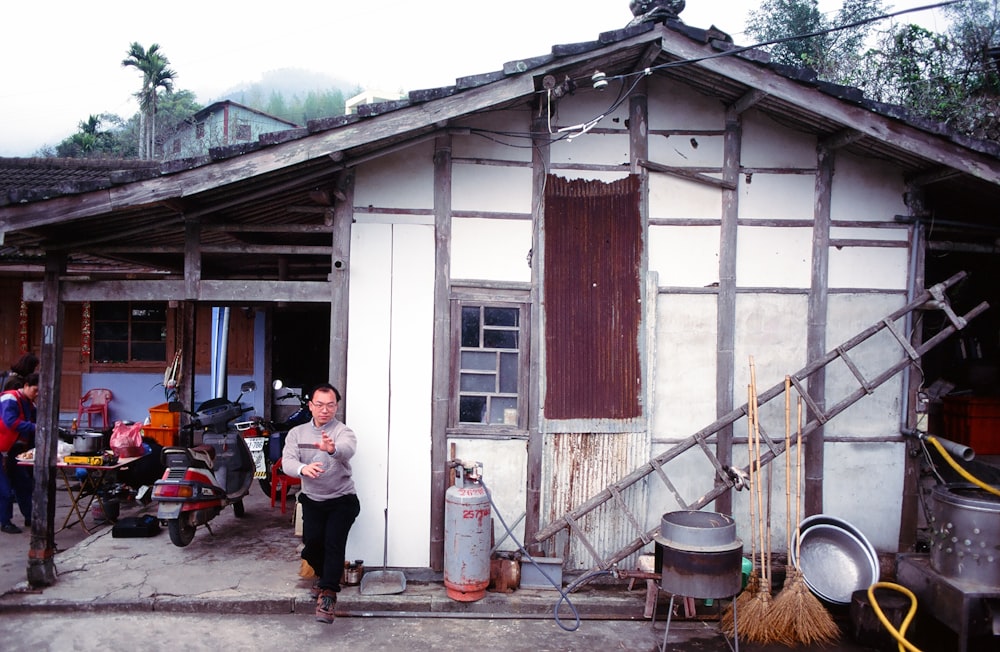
left=255, top=379, right=311, bottom=497
left=152, top=380, right=257, bottom=547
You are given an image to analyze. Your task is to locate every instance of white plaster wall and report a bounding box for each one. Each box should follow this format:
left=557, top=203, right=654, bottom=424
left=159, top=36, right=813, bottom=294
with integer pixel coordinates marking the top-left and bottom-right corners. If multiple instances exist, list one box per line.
left=831, top=153, right=908, bottom=221
left=739, top=173, right=816, bottom=219
left=346, top=222, right=435, bottom=568
left=550, top=131, right=630, bottom=166
left=452, top=164, right=533, bottom=213
left=447, top=438, right=528, bottom=552
left=649, top=174, right=723, bottom=218
left=822, top=442, right=905, bottom=551
left=452, top=110, right=534, bottom=162
left=648, top=77, right=725, bottom=130
left=830, top=226, right=909, bottom=242
left=648, top=134, right=725, bottom=168
left=548, top=88, right=630, bottom=128
left=741, top=110, right=818, bottom=168
left=829, top=246, right=909, bottom=289
left=353, top=141, right=434, bottom=210
left=451, top=217, right=532, bottom=282
left=824, top=293, right=906, bottom=437
left=648, top=224, right=720, bottom=287
left=646, top=445, right=721, bottom=522
left=736, top=226, right=813, bottom=287
left=733, top=293, right=809, bottom=405
left=652, top=294, right=718, bottom=439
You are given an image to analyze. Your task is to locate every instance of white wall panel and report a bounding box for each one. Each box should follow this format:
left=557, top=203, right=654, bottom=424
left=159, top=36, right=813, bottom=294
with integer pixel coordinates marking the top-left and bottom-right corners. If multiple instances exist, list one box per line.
left=648, top=224, right=720, bottom=286
left=832, top=153, right=908, bottom=221
left=742, top=110, right=817, bottom=167
left=451, top=217, right=532, bottom=282
left=354, top=142, right=434, bottom=209
left=648, top=134, right=725, bottom=168
left=452, top=164, right=532, bottom=213
left=739, top=173, right=816, bottom=219
left=347, top=222, right=435, bottom=568
left=648, top=77, right=725, bottom=130
left=649, top=173, right=722, bottom=218
left=829, top=247, right=909, bottom=289
left=736, top=226, right=813, bottom=287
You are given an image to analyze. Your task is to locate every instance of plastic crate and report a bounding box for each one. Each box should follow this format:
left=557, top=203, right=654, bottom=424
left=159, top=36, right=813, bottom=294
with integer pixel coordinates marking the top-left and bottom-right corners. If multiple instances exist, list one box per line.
left=942, top=395, right=1000, bottom=455
left=149, top=403, right=180, bottom=429
left=142, top=425, right=177, bottom=448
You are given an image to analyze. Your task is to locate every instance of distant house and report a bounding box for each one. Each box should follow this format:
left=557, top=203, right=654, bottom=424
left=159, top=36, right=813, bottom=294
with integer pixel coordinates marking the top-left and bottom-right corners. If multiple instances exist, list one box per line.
left=165, top=100, right=299, bottom=160
left=345, top=90, right=404, bottom=115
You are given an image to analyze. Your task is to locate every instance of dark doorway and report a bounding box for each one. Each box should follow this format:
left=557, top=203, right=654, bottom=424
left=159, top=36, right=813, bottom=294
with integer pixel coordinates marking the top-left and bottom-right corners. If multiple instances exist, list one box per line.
left=271, top=305, right=330, bottom=392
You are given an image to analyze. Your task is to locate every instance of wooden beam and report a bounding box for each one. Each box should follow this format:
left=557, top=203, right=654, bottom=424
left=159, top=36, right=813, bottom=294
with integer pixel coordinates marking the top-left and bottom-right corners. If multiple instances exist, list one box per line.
left=22, top=279, right=335, bottom=303
left=820, top=128, right=864, bottom=150
left=731, top=89, right=767, bottom=114
left=639, top=158, right=737, bottom=190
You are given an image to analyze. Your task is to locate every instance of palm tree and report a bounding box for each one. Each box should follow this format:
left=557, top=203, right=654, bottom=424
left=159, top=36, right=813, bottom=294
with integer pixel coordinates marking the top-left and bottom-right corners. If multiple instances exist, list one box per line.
left=122, top=42, right=176, bottom=159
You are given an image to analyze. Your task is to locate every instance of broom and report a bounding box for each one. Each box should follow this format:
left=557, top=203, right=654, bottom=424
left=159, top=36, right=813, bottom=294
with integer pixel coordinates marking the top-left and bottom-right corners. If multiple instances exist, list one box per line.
left=737, top=357, right=777, bottom=645
left=768, top=393, right=840, bottom=646
left=720, top=383, right=760, bottom=637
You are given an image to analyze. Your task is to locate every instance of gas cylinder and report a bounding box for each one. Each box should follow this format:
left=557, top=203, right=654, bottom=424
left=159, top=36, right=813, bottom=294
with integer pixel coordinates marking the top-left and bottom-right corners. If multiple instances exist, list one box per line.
left=444, top=460, right=492, bottom=602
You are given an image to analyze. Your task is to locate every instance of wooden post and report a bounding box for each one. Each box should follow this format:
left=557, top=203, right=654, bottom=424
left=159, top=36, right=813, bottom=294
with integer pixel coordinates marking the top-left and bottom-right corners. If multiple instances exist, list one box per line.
left=330, top=171, right=354, bottom=415
left=805, top=145, right=834, bottom=516
left=27, top=256, right=66, bottom=586
left=716, top=106, right=742, bottom=517
left=429, top=135, right=453, bottom=571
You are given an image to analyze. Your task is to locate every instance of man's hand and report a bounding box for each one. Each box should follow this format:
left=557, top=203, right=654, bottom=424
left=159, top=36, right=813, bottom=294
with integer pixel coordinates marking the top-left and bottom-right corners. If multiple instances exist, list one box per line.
left=301, top=462, right=325, bottom=478
left=319, top=430, right=336, bottom=455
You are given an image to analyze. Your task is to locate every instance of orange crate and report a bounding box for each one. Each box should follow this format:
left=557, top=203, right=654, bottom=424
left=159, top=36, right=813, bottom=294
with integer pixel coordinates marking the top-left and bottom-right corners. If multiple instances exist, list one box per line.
left=142, top=425, right=177, bottom=447
left=149, top=403, right=180, bottom=429
left=942, top=395, right=1000, bottom=455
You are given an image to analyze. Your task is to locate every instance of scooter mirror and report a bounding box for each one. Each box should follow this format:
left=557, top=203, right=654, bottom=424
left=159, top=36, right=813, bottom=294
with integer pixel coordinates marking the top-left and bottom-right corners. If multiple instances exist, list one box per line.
left=240, top=380, right=257, bottom=393
left=273, top=379, right=284, bottom=391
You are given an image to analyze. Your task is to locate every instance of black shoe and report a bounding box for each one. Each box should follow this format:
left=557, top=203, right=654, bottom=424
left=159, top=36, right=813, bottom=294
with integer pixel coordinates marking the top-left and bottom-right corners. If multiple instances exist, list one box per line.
left=24, top=518, right=31, bottom=527
left=1, top=523, right=22, bottom=534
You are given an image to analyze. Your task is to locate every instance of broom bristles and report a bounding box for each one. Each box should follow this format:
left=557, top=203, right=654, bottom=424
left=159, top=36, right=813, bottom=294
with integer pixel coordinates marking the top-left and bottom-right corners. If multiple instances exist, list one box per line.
left=720, top=570, right=759, bottom=636
left=769, top=572, right=840, bottom=646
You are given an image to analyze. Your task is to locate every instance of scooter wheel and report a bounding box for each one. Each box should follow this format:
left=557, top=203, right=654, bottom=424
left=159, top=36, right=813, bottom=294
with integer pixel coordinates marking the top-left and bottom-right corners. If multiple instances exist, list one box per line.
left=168, top=517, right=196, bottom=547
left=233, top=499, right=246, bottom=517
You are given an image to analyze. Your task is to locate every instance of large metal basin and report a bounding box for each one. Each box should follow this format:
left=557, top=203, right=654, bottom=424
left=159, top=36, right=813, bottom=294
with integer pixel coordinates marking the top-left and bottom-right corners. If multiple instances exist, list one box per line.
left=792, top=523, right=877, bottom=604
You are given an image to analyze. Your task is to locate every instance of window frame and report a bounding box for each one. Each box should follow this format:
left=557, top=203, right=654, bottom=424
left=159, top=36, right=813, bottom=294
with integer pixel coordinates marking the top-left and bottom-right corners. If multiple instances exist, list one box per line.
left=90, top=301, right=170, bottom=369
left=447, top=289, right=530, bottom=438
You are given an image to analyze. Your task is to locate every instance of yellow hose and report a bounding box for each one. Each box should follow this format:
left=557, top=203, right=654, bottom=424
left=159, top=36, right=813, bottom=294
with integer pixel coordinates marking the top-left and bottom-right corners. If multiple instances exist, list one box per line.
left=867, top=582, right=921, bottom=652
left=925, top=435, right=1000, bottom=498
left=866, top=435, right=1000, bottom=651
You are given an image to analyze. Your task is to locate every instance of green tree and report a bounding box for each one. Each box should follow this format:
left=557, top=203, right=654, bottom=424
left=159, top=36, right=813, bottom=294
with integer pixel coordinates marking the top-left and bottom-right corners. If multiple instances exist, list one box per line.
left=53, top=113, right=137, bottom=158
left=746, top=0, right=885, bottom=83
left=122, top=42, right=177, bottom=159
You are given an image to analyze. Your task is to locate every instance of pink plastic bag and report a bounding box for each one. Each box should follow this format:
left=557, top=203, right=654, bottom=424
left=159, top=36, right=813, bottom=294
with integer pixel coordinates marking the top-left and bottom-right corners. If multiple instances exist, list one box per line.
left=110, top=421, right=143, bottom=450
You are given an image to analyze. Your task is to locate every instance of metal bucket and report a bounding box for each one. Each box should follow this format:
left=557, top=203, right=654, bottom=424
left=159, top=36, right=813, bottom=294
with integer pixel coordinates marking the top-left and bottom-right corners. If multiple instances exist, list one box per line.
left=655, top=510, right=743, bottom=599
left=929, top=483, right=1000, bottom=587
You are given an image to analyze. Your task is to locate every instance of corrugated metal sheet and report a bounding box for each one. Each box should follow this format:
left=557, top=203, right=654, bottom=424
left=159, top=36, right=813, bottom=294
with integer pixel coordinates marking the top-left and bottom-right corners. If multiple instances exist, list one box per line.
left=543, top=175, right=642, bottom=419
left=543, top=431, right=650, bottom=569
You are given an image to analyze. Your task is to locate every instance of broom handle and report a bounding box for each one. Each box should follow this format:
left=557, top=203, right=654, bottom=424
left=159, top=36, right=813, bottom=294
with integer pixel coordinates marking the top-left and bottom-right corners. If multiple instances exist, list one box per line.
left=784, top=376, right=792, bottom=563
left=747, top=383, right=757, bottom=571
left=750, top=358, right=767, bottom=587
left=795, top=396, right=803, bottom=566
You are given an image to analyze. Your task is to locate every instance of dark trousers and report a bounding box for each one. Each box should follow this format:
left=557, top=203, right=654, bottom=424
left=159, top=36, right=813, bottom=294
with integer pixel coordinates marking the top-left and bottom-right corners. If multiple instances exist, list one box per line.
left=299, top=492, right=360, bottom=593
left=4, top=450, right=31, bottom=524
left=0, top=455, right=14, bottom=525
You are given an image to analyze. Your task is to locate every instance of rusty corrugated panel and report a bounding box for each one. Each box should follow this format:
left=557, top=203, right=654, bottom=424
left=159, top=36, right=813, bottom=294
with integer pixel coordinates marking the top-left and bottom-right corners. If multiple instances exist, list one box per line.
left=543, top=175, right=642, bottom=419
left=543, top=431, right=650, bottom=569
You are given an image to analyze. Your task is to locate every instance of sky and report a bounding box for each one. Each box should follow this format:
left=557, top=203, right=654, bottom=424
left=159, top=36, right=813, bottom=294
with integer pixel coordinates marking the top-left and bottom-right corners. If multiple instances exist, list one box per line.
left=0, top=1, right=955, bottom=157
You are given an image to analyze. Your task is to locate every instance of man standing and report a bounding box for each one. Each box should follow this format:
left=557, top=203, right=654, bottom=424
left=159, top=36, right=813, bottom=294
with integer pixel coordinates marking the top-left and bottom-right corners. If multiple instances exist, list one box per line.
left=0, top=372, right=38, bottom=533
left=281, top=382, right=360, bottom=624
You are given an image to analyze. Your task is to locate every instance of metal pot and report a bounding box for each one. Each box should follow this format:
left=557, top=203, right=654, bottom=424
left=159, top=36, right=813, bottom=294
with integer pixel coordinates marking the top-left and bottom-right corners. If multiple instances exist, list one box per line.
left=929, top=483, right=1000, bottom=587
left=655, top=510, right=743, bottom=599
left=73, top=431, right=104, bottom=453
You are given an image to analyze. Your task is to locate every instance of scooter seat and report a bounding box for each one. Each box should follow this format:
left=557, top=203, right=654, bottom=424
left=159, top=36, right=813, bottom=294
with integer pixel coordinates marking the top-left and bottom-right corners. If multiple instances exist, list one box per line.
left=190, top=444, right=216, bottom=469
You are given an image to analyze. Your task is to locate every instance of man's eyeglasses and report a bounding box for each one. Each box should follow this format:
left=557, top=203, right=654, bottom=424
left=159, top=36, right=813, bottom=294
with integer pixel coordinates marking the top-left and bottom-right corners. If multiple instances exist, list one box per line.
left=311, top=401, right=337, bottom=411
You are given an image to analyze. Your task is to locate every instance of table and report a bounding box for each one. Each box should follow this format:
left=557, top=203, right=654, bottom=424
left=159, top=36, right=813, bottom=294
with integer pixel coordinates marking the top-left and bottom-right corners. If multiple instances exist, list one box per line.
left=20, top=455, right=146, bottom=533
